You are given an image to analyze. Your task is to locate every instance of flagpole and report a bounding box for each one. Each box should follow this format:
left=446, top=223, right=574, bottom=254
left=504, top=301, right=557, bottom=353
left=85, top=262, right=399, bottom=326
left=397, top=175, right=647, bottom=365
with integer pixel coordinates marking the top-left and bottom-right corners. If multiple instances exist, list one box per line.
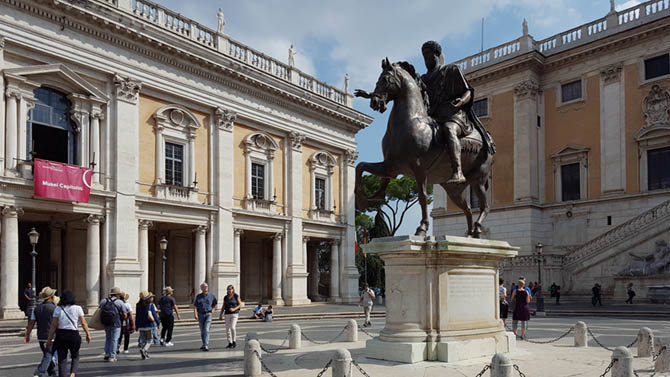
left=364, top=252, right=368, bottom=285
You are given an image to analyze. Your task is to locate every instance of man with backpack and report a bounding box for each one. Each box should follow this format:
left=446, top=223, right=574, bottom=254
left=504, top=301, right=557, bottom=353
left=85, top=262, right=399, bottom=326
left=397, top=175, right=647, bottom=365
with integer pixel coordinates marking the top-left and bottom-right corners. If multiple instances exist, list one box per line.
left=99, top=287, right=129, bottom=362
left=24, top=286, right=58, bottom=377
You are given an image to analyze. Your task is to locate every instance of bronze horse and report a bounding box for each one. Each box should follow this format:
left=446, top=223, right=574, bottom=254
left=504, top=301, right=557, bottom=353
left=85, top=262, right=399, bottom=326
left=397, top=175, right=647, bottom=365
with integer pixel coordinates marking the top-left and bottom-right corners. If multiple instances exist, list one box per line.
left=355, top=58, right=493, bottom=238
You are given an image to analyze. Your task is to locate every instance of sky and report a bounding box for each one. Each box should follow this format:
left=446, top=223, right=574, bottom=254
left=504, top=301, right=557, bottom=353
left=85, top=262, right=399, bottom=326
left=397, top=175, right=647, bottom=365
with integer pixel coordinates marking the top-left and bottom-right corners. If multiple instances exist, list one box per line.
left=153, top=0, right=642, bottom=235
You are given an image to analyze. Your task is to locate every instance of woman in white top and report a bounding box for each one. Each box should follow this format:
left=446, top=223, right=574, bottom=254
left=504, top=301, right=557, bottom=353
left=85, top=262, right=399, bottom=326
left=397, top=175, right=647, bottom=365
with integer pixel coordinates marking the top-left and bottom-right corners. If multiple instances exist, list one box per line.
left=46, top=290, right=91, bottom=377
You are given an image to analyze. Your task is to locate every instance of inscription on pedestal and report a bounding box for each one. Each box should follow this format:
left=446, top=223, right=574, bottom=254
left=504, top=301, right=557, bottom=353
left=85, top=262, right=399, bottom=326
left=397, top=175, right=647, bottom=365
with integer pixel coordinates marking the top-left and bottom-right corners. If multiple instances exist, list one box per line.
left=446, top=273, right=494, bottom=323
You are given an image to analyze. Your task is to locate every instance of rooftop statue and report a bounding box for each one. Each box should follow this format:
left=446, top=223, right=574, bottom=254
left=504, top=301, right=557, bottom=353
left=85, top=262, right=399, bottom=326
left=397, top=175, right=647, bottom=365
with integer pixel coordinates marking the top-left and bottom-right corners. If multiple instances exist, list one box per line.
left=354, top=41, right=495, bottom=238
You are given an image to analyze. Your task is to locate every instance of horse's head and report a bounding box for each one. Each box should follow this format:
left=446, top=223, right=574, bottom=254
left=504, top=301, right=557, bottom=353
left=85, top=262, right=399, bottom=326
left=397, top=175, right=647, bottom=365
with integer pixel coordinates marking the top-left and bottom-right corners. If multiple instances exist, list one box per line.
left=370, top=57, right=402, bottom=113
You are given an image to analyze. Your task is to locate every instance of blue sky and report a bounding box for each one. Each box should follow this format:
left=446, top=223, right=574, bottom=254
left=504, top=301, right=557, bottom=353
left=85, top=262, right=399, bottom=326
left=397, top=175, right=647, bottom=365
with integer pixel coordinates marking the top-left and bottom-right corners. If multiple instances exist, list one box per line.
left=153, top=0, right=642, bottom=235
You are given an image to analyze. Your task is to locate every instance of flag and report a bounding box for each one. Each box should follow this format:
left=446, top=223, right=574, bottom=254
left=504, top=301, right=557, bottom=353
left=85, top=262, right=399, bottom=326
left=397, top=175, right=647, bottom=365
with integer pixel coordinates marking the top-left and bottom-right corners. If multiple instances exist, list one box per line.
left=355, top=241, right=359, bottom=256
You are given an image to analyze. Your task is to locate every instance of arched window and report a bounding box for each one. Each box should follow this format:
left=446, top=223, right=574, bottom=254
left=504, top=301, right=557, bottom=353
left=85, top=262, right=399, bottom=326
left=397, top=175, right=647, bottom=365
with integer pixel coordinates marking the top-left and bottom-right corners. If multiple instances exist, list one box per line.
left=29, top=87, right=77, bottom=164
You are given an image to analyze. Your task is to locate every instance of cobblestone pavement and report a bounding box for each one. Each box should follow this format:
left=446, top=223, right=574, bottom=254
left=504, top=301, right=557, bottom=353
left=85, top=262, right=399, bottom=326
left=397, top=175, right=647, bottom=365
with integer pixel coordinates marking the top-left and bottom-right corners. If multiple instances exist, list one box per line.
left=2, top=316, right=669, bottom=376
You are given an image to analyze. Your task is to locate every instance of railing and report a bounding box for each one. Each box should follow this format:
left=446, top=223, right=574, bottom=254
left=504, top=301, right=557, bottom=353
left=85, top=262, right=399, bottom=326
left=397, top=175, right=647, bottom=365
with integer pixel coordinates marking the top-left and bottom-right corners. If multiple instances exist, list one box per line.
left=453, top=0, right=670, bottom=74
left=93, top=0, right=349, bottom=106
left=563, top=199, right=670, bottom=267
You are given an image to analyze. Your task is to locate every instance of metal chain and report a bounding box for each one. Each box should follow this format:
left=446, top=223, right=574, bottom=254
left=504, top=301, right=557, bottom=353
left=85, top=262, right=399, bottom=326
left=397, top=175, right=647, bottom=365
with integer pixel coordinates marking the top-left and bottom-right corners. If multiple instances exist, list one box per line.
left=315, top=359, right=333, bottom=377
left=525, top=327, right=574, bottom=344
left=512, top=364, right=527, bottom=377
left=474, top=364, right=490, bottom=377
left=253, top=349, right=278, bottom=377
left=302, top=324, right=348, bottom=345
left=358, top=324, right=376, bottom=338
left=653, top=345, right=667, bottom=362
left=587, top=328, right=614, bottom=351
left=599, top=359, right=617, bottom=377
left=351, top=359, right=372, bottom=377
left=259, top=331, right=291, bottom=354
left=627, top=336, right=639, bottom=348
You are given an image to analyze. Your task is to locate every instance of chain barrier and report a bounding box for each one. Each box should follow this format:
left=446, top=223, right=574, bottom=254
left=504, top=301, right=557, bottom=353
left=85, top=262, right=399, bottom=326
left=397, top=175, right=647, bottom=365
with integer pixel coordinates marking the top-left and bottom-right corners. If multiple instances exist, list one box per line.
left=358, top=324, right=376, bottom=338
left=653, top=345, right=667, bottom=362
left=474, top=364, right=490, bottom=377
left=302, top=324, right=349, bottom=345
left=627, top=337, right=639, bottom=348
left=351, top=359, right=373, bottom=377
left=512, top=364, right=527, bottom=377
left=599, top=359, right=617, bottom=377
left=253, top=349, right=279, bottom=377
left=259, top=331, right=291, bottom=354
left=525, top=327, right=574, bottom=344
left=314, top=359, right=333, bottom=377
left=587, top=328, right=614, bottom=351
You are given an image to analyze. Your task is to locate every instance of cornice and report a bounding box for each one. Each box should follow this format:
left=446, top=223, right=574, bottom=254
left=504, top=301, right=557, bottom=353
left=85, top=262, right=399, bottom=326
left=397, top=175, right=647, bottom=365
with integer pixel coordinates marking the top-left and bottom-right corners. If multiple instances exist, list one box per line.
left=4, top=0, right=372, bottom=131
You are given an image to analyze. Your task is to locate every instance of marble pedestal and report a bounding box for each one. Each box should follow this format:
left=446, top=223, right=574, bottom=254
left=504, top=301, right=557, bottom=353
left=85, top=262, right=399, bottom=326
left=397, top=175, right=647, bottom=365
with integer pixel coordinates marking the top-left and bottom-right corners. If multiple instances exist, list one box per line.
left=365, top=235, right=518, bottom=363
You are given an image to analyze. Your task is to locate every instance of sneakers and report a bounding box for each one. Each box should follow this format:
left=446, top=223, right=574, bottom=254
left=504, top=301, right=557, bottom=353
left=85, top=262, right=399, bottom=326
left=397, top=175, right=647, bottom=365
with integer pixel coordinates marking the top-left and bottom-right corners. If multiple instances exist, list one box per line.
left=103, top=354, right=110, bottom=361
left=200, top=345, right=206, bottom=350
left=107, top=358, right=117, bottom=362
left=203, top=346, right=209, bottom=352
left=232, top=341, right=237, bottom=348
left=160, top=338, right=165, bottom=346
left=226, top=343, right=233, bottom=349
left=165, top=342, right=174, bottom=347
left=123, top=350, right=129, bottom=354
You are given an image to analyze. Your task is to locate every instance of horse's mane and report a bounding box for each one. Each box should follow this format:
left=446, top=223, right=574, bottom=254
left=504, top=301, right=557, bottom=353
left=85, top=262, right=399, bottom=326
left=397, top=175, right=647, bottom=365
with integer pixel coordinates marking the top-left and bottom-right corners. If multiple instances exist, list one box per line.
left=396, top=61, right=431, bottom=113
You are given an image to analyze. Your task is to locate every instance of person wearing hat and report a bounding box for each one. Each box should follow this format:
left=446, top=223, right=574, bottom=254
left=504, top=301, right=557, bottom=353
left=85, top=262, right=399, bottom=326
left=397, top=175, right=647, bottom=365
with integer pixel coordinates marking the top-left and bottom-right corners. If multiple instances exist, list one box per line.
left=135, top=291, right=160, bottom=360
left=25, top=286, right=58, bottom=377
left=117, top=292, right=135, bottom=355
left=359, top=284, right=376, bottom=327
left=46, top=290, right=91, bottom=377
left=158, top=286, right=180, bottom=346
left=99, top=287, right=129, bottom=362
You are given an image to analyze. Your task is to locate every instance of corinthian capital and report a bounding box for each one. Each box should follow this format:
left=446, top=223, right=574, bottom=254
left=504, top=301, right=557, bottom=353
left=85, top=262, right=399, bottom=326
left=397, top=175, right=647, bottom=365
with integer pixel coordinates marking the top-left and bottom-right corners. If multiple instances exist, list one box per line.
left=289, top=131, right=306, bottom=151
left=514, top=80, right=540, bottom=99
left=600, top=63, right=623, bottom=84
left=215, top=107, right=237, bottom=132
left=345, top=149, right=359, bottom=167
left=113, top=74, right=142, bottom=103
left=1, top=205, right=24, bottom=217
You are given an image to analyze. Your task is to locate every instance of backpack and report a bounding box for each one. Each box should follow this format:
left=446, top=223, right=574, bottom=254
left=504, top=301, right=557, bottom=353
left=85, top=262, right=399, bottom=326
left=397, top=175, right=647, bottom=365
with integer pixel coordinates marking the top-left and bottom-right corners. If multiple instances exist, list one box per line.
left=100, top=298, right=121, bottom=326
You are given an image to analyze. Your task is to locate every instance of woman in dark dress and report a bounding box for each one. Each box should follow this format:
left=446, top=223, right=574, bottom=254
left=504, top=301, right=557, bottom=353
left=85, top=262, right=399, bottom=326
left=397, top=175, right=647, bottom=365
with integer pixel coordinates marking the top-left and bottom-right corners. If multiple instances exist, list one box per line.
left=511, top=279, right=531, bottom=340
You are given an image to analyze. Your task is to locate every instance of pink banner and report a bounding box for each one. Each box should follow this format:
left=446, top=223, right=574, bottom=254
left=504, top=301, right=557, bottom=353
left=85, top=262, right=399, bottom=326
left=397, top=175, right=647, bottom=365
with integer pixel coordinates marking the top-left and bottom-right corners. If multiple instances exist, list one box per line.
left=33, top=159, right=92, bottom=203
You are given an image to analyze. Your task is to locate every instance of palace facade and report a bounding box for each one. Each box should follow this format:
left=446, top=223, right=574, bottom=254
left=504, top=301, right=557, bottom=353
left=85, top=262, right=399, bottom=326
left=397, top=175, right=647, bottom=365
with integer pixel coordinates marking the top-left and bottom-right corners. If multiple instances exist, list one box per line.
left=433, top=1, right=670, bottom=298
left=0, top=0, right=372, bottom=318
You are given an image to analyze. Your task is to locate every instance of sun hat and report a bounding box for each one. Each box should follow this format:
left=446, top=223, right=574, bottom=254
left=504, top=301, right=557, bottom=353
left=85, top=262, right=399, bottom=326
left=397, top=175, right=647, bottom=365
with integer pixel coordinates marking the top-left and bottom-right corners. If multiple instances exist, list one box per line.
left=164, top=286, right=174, bottom=294
left=39, top=286, right=57, bottom=300
left=139, top=291, right=155, bottom=300
left=110, top=287, right=122, bottom=295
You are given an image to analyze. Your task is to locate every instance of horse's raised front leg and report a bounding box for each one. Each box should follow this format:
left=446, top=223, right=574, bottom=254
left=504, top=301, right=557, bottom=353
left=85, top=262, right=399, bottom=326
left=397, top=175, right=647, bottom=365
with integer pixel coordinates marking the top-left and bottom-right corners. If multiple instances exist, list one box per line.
left=471, top=181, right=490, bottom=238
left=442, top=183, right=473, bottom=237
left=414, top=175, right=430, bottom=237
left=355, top=161, right=394, bottom=210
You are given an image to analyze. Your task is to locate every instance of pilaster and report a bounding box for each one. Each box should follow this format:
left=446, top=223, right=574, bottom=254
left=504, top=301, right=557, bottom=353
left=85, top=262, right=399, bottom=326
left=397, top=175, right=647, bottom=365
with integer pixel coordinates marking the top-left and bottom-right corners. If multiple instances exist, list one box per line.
left=600, top=63, right=626, bottom=196
left=341, top=149, right=360, bottom=303
left=513, top=80, right=541, bottom=203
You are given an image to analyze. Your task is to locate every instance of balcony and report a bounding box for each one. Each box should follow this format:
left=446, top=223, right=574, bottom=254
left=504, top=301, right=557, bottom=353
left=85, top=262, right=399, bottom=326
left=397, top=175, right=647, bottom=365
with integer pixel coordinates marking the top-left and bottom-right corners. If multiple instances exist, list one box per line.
left=154, top=184, right=199, bottom=203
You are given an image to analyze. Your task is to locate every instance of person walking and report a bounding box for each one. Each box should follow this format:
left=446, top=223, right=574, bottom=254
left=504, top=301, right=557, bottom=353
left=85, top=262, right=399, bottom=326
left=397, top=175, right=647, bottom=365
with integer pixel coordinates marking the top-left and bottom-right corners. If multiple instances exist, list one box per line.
left=219, top=284, right=242, bottom=349
left=550, top=282, right=561, bottom=305
left=45, top=290, right=91, bottom=377
left=194, top=282, right=217, bottom=351
left=591, top=283, right=603, bottom=307
left=159, top=286, right=181, bottom=346
left=359, top=284, right=376, bottom=327
left=117, top=293, right=134, bottom=355
left=25, top=287, right=58, bottom=377
left=499, top=278, right=508, bottom=327
left=511, top=280, right=531, bottom=340
left=625, top=283, right=636, bottom=304
left=99, top=287, right=128, bottom=362
left=136, top=291, right=159, bottom=360
left=24, top=282, right=35, bottom=318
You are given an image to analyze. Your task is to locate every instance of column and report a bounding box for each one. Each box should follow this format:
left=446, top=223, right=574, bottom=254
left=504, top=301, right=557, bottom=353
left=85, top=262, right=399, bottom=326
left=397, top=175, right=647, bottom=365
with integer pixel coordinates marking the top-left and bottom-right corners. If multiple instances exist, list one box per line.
left=85, top=215, right=103, bottom=313
left=308, top=244, right=319, bottom=300
left=341, top=150, right=359, bottom=303
left=600, top=64, right=626, bottom=195
left=302, top=236, right=309, bottom=271
left=0, top=37, right=6, bottom=173
left=0, top=206, right=23, bottom=318
left=194, top=225, right=208, bottom=288
left=4, top=89, right=19, bottom=171
left=188, top=133, right=196, bottom=186
left=269, top=233, right=284, bottom=305
left=329, top=240, right=340, bottom=303
left=513, top=80, right=541, bottom=203
left=17, top=95, right=35, bottom=162
left=49, top=222, right=64, bottom=293
left=155, top=124, right=164, bottom=184
left=138, top=220, right=152, bottom=292
left=90, top=107, right=103, bottom=185
left=234, top=229, right=243, bottom=288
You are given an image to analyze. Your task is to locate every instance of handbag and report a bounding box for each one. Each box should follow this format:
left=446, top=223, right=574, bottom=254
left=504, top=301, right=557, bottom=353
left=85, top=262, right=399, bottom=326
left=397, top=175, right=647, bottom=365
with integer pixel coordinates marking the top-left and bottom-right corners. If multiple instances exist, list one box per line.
left=88, top=307, right=104, bottom=330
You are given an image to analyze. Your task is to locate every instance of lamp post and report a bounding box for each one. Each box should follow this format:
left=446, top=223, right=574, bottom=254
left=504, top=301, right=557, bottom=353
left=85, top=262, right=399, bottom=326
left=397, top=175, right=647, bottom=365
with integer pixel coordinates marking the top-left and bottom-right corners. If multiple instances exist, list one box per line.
left=27, top=227, right=40, bottom=316
left=159, top=236, right=168, bottom=291
left=535, top=242, right=545, bottom=315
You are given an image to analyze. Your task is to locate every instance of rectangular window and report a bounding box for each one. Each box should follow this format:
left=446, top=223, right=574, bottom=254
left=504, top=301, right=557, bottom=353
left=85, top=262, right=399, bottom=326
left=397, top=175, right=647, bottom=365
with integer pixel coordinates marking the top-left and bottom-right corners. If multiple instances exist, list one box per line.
left=561, top=163, right=581, bottom=201
left=165, top=142, right=184, bottom=186
left=251, top=163, right=265, bottom=200
left=647, top=147, right=670, bottom=191
left=472, top=98, right=488, bottom=117
left=644, top=54, right=670, bottom=80
left=315, top=177, right=326, bottom=210
left=561, top=80, right=582, bottom=103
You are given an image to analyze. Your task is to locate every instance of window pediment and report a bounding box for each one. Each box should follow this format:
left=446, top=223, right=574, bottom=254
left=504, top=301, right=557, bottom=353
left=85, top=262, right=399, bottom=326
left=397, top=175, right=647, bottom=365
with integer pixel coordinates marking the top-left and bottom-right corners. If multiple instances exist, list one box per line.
left=309, top=151, right=337, bottom=173
left=3, top=64, right=108, bottom=101
left=550, top=144, right=590, bottom=164
left=244, top=131, right=279, bottom=154
left=153, top=105, right=200, bottom=134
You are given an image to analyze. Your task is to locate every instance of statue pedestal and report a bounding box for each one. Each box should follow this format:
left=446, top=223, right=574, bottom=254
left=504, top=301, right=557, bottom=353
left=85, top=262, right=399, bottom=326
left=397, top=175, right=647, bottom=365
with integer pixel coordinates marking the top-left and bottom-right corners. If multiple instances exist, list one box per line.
left=365, top=235, right=518, bottom=363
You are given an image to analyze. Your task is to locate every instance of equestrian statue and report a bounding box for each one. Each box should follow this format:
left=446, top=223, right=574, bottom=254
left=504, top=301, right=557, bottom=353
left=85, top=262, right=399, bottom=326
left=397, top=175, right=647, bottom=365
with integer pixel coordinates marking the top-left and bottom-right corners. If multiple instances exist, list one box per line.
left=354, top=41, right=495, bottom=238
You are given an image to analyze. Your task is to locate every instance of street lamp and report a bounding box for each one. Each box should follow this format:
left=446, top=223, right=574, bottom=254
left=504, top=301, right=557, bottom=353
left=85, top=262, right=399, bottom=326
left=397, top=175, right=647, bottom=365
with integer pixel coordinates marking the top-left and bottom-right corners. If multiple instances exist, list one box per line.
left=27, top=227, right=40, bottom=316
left=535, top=242, right=545, bottom=315
left=159, top=235, right=168, bottom=291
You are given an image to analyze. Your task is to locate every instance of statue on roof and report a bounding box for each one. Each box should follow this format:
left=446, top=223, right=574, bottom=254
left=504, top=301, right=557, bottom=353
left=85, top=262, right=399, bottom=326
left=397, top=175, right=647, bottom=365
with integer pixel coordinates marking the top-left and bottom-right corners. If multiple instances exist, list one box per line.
left=288, top=44, right=296, bottom=67
left=217, top=8, right=225, bottom=34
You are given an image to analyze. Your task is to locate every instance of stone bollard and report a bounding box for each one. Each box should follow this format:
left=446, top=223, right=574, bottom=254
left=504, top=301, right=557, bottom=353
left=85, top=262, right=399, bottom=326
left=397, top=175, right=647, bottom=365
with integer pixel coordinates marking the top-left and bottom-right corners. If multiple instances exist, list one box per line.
left=574, top=321, right=588, bottom=347
left=637, top=327, right=654, bottom=357
left=347, top=319, right=358, bottom=342
left=244, top=339, right=262, bottom=377
left=289, top=324, right=301, bottom=349
left=245, top=331, right=259, bottom=342
left=655, top=342, right=670, bottom=373
left=490, top=353, right=513, bottom=377
left=332, top=348, right=353, bottom=377
left=611, top=346, right=634, bottom=377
